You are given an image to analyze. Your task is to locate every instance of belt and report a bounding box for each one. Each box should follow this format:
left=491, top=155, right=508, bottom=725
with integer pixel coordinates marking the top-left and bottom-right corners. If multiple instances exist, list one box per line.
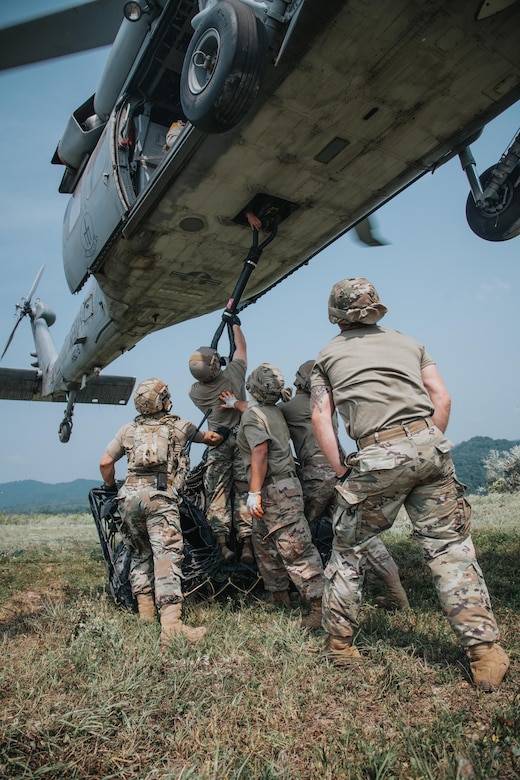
left=357, top=418, right=431, bottom=449
left=264, top=471, right=296, bottom=486
left=302, top=454, right=329, bottom=467
left=126, top=474, right=173, bottom=488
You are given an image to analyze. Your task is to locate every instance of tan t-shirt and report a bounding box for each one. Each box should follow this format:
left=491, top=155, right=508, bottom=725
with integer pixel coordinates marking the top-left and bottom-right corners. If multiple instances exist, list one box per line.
left=188, top=358, right=246, bottom=430
left=279, top=392, right=317, bottom=464
left=104, top=414, right=205, bottom=477
left=311, top=325, right=435, bottom=441
left=237, top=403, right=296, bottom=482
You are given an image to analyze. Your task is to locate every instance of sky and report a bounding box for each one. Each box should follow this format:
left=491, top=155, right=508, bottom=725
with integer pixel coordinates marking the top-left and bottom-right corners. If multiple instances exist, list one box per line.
left=0, top=1, right=519, bottom=484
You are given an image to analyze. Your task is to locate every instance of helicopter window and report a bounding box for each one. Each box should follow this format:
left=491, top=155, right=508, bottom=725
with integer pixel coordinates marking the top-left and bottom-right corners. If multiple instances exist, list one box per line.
left=81, top=295, right=94, bottom=322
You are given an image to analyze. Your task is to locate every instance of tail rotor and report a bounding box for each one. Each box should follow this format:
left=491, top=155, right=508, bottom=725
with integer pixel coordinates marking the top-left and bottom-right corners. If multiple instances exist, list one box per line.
left=1, top=265, right=45, bottom=361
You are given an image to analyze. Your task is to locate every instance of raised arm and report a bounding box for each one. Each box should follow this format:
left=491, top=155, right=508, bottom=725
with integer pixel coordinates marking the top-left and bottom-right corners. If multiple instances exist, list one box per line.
left=232, top=323, right=247, bottom=362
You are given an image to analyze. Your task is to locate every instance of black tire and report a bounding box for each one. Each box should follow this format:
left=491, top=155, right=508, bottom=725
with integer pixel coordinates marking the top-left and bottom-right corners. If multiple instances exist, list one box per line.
left=59, top=421, right=72, bottom=443
left=466, top=164, right=520, bottom=241
left=180, top=0, right=267, bottom=133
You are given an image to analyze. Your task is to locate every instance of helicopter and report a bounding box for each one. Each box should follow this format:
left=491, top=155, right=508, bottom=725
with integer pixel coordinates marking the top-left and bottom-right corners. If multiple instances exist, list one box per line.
left=1, top=0, right=519, bottom=443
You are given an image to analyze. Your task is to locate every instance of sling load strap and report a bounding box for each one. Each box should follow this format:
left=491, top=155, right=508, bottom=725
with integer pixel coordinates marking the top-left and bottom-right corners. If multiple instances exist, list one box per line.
left=210, top=217, right=279, bottom=355
left=181, top=408, right=212, bottom=457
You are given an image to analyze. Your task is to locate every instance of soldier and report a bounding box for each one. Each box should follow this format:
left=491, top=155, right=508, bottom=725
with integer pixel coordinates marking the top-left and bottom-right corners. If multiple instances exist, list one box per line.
left=280, top=360, right=409, bottom=609
left=236, top=363, right=325, bottom=630
left=99, top=377, right=222, bottom=648
left=310, top=277, right=509, bottom=691
left=188, top=320, right=254, bottom=565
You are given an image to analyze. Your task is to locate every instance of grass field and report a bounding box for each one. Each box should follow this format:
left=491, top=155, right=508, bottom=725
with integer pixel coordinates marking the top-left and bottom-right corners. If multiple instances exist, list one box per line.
left=0, top=494, right=518, bottom=779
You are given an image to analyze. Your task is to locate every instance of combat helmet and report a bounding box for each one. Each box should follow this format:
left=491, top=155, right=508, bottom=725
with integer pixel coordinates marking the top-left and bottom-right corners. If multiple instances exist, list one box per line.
left=134, top=378, right=171, bottom=415
left=294, top=360, right=315, bottom=394
left=328, top=277, right=387, bottom=326
left=189, top=347, right=222, bottom=382
left=246, top=363, right=285, bottom=405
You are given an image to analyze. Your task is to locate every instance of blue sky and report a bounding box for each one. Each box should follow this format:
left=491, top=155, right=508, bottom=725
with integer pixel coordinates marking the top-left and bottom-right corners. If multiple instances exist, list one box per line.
left=0, top=2, right=519, bottom=484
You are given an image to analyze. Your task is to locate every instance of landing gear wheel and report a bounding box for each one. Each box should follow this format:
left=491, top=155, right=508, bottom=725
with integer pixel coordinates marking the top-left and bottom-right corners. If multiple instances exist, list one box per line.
left=466, top=164, right=520, bottom=241
left=59, top=421, right=72, bottom=443
left=180, top=0, right=267, bottom=133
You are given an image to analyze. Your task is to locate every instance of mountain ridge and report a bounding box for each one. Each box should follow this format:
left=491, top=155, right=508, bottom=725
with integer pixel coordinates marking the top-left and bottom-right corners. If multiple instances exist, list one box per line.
left=1, top=436, right=519, bottom=513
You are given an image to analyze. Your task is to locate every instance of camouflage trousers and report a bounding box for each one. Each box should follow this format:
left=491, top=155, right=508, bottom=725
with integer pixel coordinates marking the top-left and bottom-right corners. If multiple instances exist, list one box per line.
left=299, top=460, right=337, bottom=525
left=323, top=425, right=499, bottom=648
left=204, top=434, right=251, bottom=540
left=301, top=461, right=406, bottom=584
left=117, top=483, right=184, bottom=609
left=253, top=476, right=324, bottom=601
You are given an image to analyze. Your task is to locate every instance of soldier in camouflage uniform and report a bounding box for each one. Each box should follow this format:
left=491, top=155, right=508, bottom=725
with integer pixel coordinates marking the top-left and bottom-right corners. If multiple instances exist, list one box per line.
left=188, top=321, right=254, bottom=565
left=310, top=278, right=509, bottom=691
left=99, top=377, right=222, bottom=647
left=280, top=360, right=409, bottom=609
left=236, top=363, right=325, bottom=630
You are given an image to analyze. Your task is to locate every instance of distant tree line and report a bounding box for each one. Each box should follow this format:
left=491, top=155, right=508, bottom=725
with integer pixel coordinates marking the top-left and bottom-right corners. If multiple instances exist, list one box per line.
left=1, top=437, right=519, bottom=513
left=451, top=437, right=520, bottom=494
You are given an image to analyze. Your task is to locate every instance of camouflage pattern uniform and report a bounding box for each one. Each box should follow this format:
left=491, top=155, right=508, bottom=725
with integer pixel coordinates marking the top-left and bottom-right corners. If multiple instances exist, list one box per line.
left=280, top=380, right=408, bottom=586
left=311, top=278, right=499, bottom=649
left=189, top=358, right=251, bottom=541
left=104, top=414, right=206, bottom=609
left=238, top=364, right=324, bottom=600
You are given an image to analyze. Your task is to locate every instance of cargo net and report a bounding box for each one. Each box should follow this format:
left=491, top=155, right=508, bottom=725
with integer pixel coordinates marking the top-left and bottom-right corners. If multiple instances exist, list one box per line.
left=89, top=468, right=262, bottom=611
left=89, top=457, right=332, bottom=609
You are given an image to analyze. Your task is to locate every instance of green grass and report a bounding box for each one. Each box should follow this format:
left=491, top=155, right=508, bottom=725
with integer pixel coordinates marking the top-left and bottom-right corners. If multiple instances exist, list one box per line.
left=0, top=496, right=518, bottom=779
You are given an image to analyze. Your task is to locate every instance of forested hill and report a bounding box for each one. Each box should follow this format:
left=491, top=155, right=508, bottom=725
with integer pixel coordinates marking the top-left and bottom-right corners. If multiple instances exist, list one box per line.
left=0, top=436, right=518, bottom=512
left=0, top=479, right=98, bottom=514
left=451, top=436, right=520, bottom=493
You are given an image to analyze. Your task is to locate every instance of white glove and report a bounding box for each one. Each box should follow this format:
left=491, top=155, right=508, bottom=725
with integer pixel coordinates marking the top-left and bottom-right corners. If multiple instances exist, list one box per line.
left=247, top=491, right=263, bottom=517
left=220, top=392, right=237, bottom=408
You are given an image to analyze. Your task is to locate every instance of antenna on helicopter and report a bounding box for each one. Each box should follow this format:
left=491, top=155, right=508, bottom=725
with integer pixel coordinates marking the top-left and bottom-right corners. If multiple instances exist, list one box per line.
left=1, top=265, right=45, bottom=361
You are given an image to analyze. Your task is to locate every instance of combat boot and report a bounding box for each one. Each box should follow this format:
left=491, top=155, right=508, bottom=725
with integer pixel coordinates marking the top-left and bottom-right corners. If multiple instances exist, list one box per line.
left=136, top=593, right=156, bottom=622
left=466, top=642, right=510, bottom=692
left=324, top=634, right=361, bottom=666
left=374, top=573, right=409, bottom=609
left=301, top=598, right=323, bottom=631
left=266, top=590, right=291, bottom=607
left=240, top=536, right=255, bottom=566
left=217, top=535, right=235, bottom=563
left=159, top=604, right=207, bottom=647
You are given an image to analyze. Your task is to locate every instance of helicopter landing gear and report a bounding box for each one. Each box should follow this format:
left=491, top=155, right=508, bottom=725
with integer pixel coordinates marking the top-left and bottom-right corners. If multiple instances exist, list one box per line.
left=58, top=391, right=76, bottom=443
left=461, top=132, right=520, bottom=242
left=180, top=0, right=267, bottom=133
left=465, top=164, right=520, bottom=241
left=59, top=420, right=72, bottom=443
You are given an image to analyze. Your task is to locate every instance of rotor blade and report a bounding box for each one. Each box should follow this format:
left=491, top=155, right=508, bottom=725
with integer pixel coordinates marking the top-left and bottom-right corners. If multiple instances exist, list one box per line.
left=0, top=0, right=124, bottom=72
left=25, top=265, right=46, bottom=305
left=353, top=216, right=389, bottom=247
left=1, top=314, right=24, bottom=362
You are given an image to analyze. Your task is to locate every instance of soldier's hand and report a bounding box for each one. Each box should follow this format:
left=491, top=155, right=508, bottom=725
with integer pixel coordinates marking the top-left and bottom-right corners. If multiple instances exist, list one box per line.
left=280, top=387, right=293, bottom=403
left=215, top=425, right=231, bottom=442
left=220, top=391, right=237, bottom=409
left=103, top=483, right=118, bottom=496
left=247, top=491, right=263, bottom=518
left=245, top=210, right=262, bottom=230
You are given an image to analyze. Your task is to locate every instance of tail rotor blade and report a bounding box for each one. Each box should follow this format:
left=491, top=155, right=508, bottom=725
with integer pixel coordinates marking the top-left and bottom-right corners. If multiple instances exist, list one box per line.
left=1, top=265, right=45, bottom=362
left=1, top=314, right=24, bottom=361
left=26, top=264, right=45, bottom=304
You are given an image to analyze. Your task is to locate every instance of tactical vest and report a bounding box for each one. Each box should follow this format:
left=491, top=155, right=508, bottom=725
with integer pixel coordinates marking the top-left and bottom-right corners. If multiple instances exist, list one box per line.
left=128, top=415, right=179, bottom=476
